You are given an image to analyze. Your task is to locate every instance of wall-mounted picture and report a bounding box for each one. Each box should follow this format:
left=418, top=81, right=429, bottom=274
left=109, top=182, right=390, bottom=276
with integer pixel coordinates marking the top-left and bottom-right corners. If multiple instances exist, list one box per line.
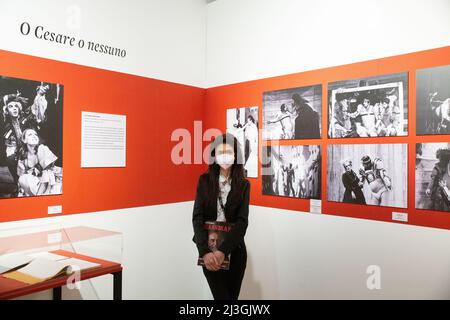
left=416, top=143, right=450, bottom=212
left=416, top=65, right=450, bottom=135
left=263, top=84, right=322, bottom=140
left=327, top=144, right=407, bottom=208
left=262, top=145, right=321, bottom=199
left=328, top=72, right=408, bottom=138
left=226, top=106, right=258, bottom=178
left=0, top=75, right=63, bottom=199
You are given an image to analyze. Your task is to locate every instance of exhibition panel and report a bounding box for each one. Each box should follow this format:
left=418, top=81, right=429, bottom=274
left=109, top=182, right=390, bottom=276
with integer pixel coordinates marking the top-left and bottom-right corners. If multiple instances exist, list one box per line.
left=1, top=47, right=449, bottom=228
left=0, top=49, right=206, bottom=223
left=204, top=46, right=450, bottom=230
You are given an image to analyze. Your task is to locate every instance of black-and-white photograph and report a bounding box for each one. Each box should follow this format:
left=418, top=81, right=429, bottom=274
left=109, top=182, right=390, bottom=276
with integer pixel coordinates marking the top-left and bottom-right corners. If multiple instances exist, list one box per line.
left=263, top=85, right=322, bottom=140
left=226, top=106, right=259, bottom=178
left=416, top=143, right=450, bottom=212
left=0, top=75, right=63, bottom=199
left=327, top=144, right=407, bottom=208
left=416, top=65, right=450, bottom=135
left=262, top=145, right=321, bottom=199
left=328, top=72, right=408, bottom=138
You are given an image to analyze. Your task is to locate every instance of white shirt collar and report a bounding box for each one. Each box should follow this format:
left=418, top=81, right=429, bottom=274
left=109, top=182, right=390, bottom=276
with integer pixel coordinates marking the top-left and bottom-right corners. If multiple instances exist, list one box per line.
left=219, top=174, right=230, bottom=184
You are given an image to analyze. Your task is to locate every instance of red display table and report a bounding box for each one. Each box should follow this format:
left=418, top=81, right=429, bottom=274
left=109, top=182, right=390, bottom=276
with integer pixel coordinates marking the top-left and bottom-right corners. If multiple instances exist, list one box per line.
left=0, top=250, right=122, bottom=300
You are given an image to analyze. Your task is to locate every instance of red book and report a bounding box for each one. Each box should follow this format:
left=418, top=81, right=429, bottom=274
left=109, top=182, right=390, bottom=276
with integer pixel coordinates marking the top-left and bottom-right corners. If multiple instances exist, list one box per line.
left=197, top=221, right=233, bottom=270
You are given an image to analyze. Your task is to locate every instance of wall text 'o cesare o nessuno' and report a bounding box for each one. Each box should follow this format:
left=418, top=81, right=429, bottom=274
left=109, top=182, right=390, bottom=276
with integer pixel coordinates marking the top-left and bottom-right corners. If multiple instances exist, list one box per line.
left=20, top=22, right=127, bottom=58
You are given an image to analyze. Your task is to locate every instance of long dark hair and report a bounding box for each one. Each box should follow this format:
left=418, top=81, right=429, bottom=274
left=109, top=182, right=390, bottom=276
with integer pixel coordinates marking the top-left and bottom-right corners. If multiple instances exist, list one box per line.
left=205, top=133, right=246, bottom=209
left=18, top=128, right=41, bottom=161
left=437, top=148, right=450, bottom=169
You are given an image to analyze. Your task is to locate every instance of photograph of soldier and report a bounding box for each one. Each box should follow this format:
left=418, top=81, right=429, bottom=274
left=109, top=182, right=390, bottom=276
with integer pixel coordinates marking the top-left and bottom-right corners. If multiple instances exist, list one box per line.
left=262, top=145, right=321, bottom=199
left=0, top=75, right=63, bottom=199
left=328, top=72, right=408, bottom=138
left=416, top=143, right=450, bottom=212
left=328, top=144, right=407, bottom=208
left=416, top=65, right=450, bottom=135
left=359, top=155, right=392, bottom=206
left=226, top=106, right=259, bottom=178
left=263, top=85, right=322, bottom=140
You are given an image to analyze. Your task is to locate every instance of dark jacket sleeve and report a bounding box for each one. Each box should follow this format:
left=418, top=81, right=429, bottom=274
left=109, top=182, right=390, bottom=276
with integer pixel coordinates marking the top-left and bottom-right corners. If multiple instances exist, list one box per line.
left=192, top=175, right=211, bottom=258
left=312, top=111, right=320, bottom=138
left=342, top=173, right=352, bottom=189
left=428, top=166, right=440, bottom=197
left=218, top=180, right=250, bottom=256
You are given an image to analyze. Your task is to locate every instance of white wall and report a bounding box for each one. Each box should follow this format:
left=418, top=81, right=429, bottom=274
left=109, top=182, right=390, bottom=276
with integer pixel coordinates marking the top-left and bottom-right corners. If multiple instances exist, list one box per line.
left=0, top=0, right=210, bottom=300
left=205, top=0, right=450, bottom=299
left=243, top=206, right=450, bottom=299
left=206, top=0, right=450, bottom=87
left=0, top=0, right=206, bottom=87
left=5, top=203, right=450, bottom=300
left=1, top=0, right=450, bottom=300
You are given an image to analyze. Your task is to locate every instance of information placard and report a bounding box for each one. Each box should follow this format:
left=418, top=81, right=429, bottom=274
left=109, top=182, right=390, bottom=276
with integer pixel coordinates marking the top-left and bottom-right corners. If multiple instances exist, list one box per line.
left=81, top=112, right=126, bottom=167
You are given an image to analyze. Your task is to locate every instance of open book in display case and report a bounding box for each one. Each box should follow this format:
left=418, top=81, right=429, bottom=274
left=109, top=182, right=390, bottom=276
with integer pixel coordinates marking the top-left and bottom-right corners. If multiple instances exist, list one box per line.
left=0, top=225, right=123, bottom=300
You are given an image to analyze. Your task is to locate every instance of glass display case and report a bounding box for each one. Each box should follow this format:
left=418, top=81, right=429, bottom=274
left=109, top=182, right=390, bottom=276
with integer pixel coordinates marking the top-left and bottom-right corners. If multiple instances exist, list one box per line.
left=0, top=224, right=123, bottom=300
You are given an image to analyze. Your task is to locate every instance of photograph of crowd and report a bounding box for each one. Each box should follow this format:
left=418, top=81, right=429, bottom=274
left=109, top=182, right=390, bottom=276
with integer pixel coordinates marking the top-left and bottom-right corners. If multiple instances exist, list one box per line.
left=263, top=85, right=322, bottom=140
left=262, top=145, right=321, bottom=199
left=328, top=72, right=408, bottom=138
left=416, top=143, right=450, bottom=212
left=327, top=144, right=407, bottom=208
left=226, top=106, right=259, bottom=178
left=0, top=75, right=63, bottom=199
left=416, top=65, right=450, bottom=135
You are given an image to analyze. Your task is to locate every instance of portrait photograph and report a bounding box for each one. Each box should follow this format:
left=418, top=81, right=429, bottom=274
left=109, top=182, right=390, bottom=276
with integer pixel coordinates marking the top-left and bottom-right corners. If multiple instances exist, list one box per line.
left=328, top=72, right=408, bottom=138
left=327, top=143, right=407, bottom=208
left=416, top=142, right=450, bottom=212
left=262, top=145, right=321, bottom=199
left=0, top=75, right=63, bottom=199
left=263, top=84, right=322, bottom=141
left=226, top=106, right=259, bottom=178
left=416, top=64, right=450, bottom=135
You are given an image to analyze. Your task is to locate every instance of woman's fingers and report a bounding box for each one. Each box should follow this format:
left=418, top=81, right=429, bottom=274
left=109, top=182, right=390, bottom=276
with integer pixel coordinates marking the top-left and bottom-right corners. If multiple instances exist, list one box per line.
left=205, top=255, right=220, bottom=271
left=205, top=258, right=214, bottom=271
left=205, top=255, right=215, bottom=271
left=213, top=256, right=221, bottom=270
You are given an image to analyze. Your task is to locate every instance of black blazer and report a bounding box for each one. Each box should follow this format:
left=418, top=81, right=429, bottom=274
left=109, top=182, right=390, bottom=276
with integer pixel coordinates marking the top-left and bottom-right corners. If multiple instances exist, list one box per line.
left=192, top=173, right=250, bottom=257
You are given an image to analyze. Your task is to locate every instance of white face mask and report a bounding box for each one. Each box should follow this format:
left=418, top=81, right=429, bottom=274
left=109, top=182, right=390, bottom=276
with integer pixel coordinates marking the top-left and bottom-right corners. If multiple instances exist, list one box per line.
left=216, top=153, right=234, bottom=169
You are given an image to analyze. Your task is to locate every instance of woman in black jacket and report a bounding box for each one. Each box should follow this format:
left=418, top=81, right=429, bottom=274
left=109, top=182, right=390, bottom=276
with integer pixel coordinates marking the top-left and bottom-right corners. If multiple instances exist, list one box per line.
left=192, top=133, right=250, bottom=300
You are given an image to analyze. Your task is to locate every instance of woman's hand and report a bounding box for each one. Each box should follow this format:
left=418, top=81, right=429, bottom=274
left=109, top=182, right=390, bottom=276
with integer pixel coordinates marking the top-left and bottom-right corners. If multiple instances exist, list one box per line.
left=213, top=250, right=225, bottom=267
left=203, top=252, right=220, bottom=271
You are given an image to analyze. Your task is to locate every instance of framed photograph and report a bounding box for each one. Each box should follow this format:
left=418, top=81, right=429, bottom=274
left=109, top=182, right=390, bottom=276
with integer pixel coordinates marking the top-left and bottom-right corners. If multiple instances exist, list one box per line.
left=263, top=84, right=322, bottom=140
left=328, top=72, right=408, bottom=138
left=226, top=106, right=259, bottom=178
left=416, top=143, right=450, bottom=212
left=416, top=65, right=450, bottom=135
left=0, top=75, right=63, bottom=199
left=327, top=144, right=407, bottom=208
left=262, top=145, right=321, bottom=199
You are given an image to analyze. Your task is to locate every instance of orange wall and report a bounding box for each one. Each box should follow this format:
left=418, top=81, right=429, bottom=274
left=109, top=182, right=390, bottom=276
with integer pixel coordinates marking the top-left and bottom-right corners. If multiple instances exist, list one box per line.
left=0, top=49, right=206, bottom=222
left=204, top=46, right=450, bottom=230
left=1, top=47, right=450, bottom=230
